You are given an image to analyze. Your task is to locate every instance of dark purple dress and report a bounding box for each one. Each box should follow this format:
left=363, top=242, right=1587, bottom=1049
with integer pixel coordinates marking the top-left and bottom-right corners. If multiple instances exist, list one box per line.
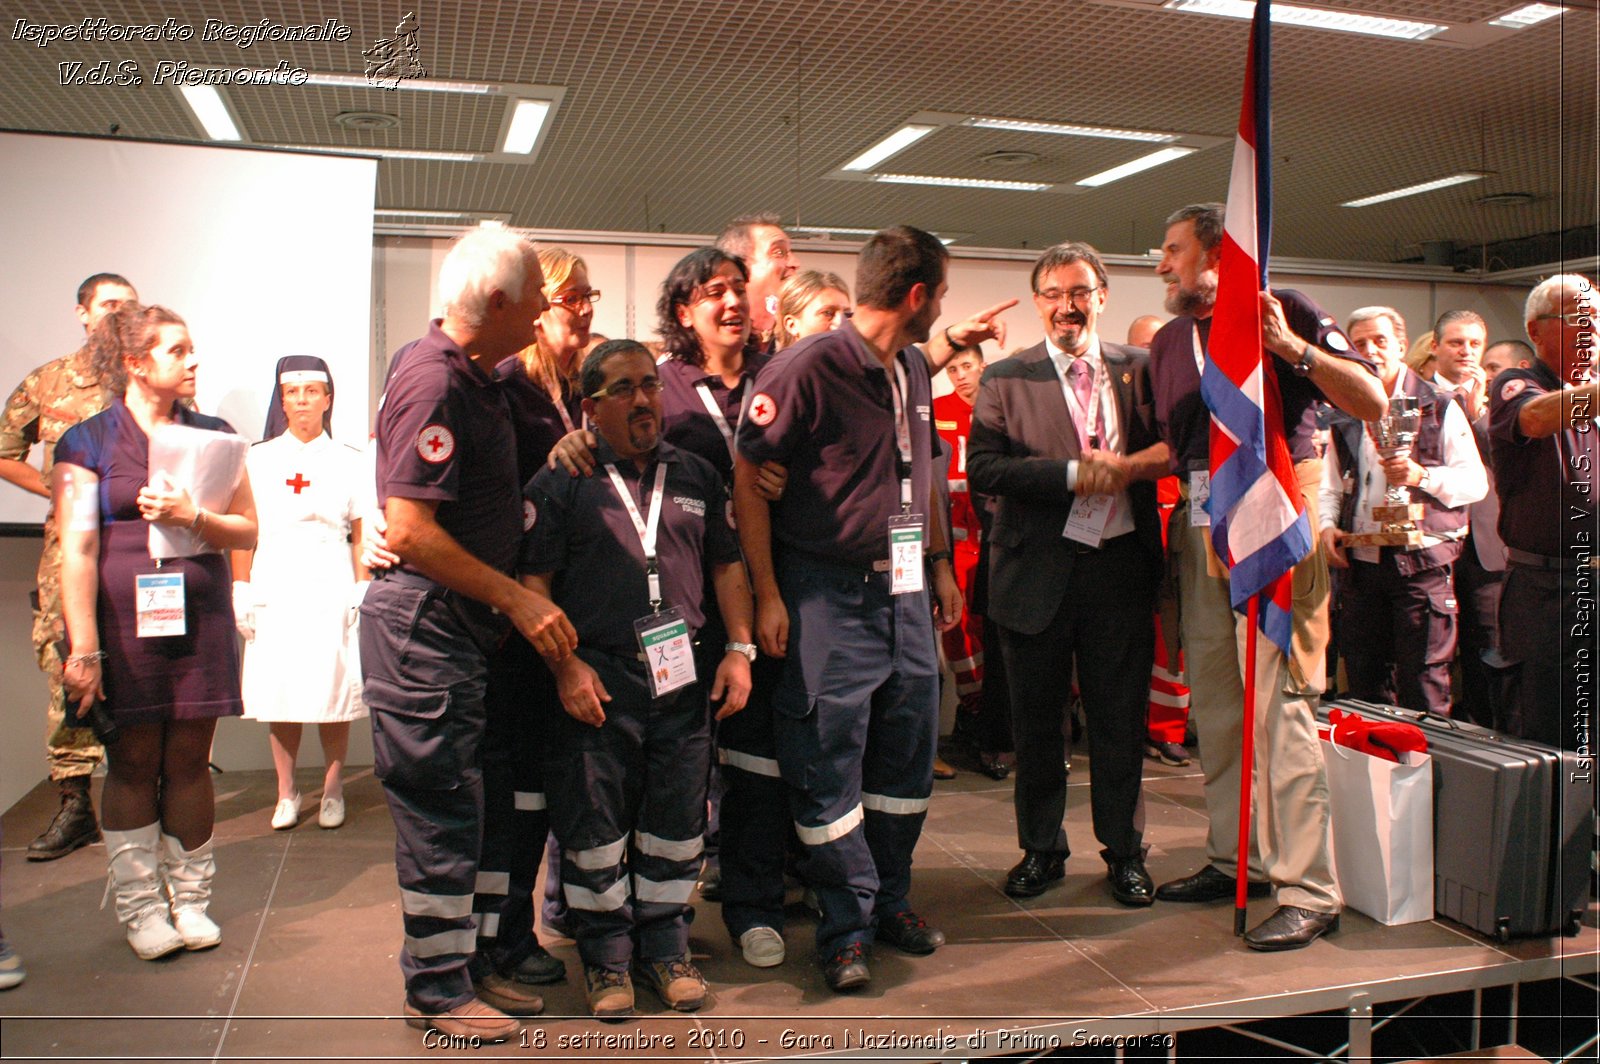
left=54, top=399, right=244, bottom=726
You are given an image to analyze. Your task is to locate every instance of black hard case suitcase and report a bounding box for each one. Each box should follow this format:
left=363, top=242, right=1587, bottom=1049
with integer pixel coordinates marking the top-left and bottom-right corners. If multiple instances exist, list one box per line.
left=1323, top=698, right=1593, bottom=940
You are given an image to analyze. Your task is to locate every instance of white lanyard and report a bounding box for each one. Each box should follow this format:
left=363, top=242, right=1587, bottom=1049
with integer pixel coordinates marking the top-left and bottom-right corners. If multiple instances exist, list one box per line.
left=889, top=358, right=913, bottom=508
left=605, top=461, right=669, bottom=609
left=1060, top=354, right=1105, bottom=451
left=554, top=396, right=577, bottom=435
left=1191, top=323, right=1206, bottom=377
left=694, top=381, right=744, bottom=464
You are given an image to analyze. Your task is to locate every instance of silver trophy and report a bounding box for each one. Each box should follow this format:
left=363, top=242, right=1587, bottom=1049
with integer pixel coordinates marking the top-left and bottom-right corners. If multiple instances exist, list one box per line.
left=1346, top=397, right=1425, bottom=548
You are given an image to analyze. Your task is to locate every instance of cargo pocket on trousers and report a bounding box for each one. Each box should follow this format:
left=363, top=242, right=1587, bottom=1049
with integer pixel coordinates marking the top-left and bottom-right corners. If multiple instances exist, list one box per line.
left=366, top=676, right=465, bottom=790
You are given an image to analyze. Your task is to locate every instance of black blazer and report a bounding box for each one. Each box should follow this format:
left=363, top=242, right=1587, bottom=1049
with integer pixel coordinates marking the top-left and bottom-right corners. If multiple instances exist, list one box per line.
left=967, top=340, right=1163, bottom=635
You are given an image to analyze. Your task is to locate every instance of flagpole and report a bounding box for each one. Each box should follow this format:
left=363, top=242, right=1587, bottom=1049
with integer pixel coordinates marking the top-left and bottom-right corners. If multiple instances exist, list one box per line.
left=1235, top=593, right=1260, bottom=935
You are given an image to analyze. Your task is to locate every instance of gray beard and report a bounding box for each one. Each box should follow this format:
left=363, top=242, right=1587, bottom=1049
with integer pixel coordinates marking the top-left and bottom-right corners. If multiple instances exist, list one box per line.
left=1166, top=276, right=1218, bottom=317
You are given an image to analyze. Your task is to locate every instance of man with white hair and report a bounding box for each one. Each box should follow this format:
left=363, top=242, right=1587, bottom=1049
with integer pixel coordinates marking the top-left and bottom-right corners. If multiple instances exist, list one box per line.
left=1319, top=306, right=1486, bottom=716
left=363, top=228, right=578, bottom=1041
left=1488, top=273, right=1598, bottom=749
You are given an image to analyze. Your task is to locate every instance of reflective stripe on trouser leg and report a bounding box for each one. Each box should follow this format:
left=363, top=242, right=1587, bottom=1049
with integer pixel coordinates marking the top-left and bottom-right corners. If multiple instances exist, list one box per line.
left=632, top=684, right=710, bottom=963
left=475, top=634, right=553, bottom=973
left=715, top=657, right=791, bottom=939
left=863, top=587, right=940, bottom=919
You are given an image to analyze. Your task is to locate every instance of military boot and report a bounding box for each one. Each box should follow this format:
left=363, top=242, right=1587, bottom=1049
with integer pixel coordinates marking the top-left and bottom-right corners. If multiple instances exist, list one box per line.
left=27, top=776, right=101, bottom=861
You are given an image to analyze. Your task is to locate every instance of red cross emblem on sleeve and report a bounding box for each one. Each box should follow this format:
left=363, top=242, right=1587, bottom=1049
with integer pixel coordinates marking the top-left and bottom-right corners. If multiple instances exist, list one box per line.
left=417, top=424, right=455, bottom=463
left=749, top=392, right=777, bottom=426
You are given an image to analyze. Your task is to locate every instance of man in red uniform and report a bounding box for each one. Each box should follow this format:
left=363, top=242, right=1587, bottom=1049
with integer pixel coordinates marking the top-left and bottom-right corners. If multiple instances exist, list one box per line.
left=933, top=348, right=1012, bottom=778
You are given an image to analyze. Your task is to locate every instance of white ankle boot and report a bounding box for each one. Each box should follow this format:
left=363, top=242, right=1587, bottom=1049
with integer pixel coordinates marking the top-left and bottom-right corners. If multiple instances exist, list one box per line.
left=102, top=824, right=184, bottom=960
left=161, top=833, right=222, bottom=950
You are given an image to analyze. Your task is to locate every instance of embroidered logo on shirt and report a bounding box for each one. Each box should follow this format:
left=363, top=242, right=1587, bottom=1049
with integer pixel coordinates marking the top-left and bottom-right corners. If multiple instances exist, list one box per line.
left=1500, top=378, right=1527, bottom=401
left=749, top=392, right=777, bottom=426
left=523, top=499, right=538, bottom=531
left=1325, top=331, right=1351, bottom=353
left=674, top=495, right=706, bottom=517
left=416, top=424, right=455, bottom=463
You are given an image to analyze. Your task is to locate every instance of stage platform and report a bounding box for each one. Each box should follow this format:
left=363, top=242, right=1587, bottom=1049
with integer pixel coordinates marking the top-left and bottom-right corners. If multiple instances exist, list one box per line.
left=2, top=751, right=1594, bottom=1062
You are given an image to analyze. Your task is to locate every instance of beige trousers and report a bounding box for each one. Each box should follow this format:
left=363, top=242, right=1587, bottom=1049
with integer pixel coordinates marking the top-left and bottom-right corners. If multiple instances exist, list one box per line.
left=1171, top=460, right=1341, bottom=914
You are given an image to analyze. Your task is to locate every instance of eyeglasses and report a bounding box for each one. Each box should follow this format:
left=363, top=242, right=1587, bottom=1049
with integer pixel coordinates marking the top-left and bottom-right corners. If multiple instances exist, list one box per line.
left=589, top=377, right=662, bottom=402
left=1535, top=312, right=1593, bottom=328
left=693, top=280, right=748, bottom=304
left=548, top=289, right=601, bottom=308
left=1034, top=286, right=1102, bottom=307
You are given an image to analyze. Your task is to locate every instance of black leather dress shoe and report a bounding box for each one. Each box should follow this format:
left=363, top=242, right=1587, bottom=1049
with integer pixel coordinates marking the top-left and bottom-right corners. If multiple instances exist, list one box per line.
left=1004, top=851, right=1066, bottom=898
left=1106, top=855, right=1155, bottom=907
left=1243, top=905, right=1340, bottom=951
left=1154, top=864, right=1272, bottom=903
left=821, top=943, right=870, bottom=992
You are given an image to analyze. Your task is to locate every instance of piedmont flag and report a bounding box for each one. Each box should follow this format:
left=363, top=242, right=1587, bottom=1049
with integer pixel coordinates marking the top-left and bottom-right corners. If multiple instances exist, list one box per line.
left=1200, top=0, right=1312, bottom=656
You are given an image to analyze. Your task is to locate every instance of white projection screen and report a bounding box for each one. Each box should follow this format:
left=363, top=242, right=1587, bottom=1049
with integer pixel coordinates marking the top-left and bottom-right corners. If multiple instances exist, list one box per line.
left=0, top=131, right=376, bottom=527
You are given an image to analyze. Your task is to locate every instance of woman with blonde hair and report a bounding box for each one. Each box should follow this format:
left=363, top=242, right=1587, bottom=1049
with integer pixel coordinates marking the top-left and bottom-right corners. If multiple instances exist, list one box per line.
left=1403, top=329, right=1436, bottom=378
left=774, top=270, right=852, bottom=349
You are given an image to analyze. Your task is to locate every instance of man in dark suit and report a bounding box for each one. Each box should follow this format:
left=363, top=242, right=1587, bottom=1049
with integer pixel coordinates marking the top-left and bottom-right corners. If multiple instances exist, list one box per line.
left=967, top=242, right=1170, bottom=906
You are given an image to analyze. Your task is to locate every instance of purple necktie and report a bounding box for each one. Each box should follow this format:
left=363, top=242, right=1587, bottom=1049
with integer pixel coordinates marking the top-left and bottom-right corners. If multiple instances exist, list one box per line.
left=1068, top=358, right=1095, bottom=450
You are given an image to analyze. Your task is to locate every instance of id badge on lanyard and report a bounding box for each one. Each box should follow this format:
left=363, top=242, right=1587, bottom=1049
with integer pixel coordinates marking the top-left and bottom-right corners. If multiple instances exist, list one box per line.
left=1063, top=494, right=1115, bottom=547
left=608, top=461, right=698, bottom=698
left=135, top=569, right=186, bottom=637
left=887, top=360, right=925, bottom=595
left=1188, top=325, right=1212, bottom=527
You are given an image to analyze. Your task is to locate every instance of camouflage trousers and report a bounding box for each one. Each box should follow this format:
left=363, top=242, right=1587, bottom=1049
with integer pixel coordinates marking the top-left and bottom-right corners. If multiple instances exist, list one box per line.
left=33, top=521, right=103, bottom=780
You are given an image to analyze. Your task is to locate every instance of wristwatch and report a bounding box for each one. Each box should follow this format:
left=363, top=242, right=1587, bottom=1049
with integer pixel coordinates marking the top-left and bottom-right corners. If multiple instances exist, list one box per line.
left=1292, top=344, right=1318, bottom=377
left=725, top=641, right=757, bottom=663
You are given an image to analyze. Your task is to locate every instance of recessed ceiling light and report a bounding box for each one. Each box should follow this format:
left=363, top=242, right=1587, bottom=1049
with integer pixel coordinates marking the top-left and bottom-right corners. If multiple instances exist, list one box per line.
left=502, top=99, right=551, bottom=154
left=274, top=144, right=484, bottom=162
left=1488, top=3, right=1564, bottom=28
left=1164, top=0, right=1447, bottom=40
left=178, top=85, right=242, bottom=141
left=295, top=71, right=497, bottom=94
left=874, top=173, right=1052, bottom=192
left=980, top=150, right=1042, bottom=167
left=1341, top=172, right=1488, bottom=207
left=1075, top=147, right=1197, bottom=187
left=963, top=117, right=1178, bottom=143
left=841, top=125, right=937, bottom=172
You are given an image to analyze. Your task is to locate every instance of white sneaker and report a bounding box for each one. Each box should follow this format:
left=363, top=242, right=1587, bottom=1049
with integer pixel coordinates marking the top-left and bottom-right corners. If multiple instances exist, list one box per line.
left=738, top=926, right=786, bottom=968
left=270, top=794, right=301, bottom=830
left=318, top=795, right=345, bottom=829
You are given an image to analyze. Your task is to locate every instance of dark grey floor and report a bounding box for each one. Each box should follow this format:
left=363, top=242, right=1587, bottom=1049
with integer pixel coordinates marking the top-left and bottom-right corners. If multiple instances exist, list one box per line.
left=1, top=751, right=1594, bottom=1063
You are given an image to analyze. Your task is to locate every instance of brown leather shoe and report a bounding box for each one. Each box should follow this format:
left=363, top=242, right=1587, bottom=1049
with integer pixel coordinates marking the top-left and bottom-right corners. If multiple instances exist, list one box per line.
left=1243, top=905, right=1340, bottom=951
left=932, top=756, right=957, bottom=780
left=403, top=998, right=520, bottom=1041
left=472, top=972, right=544, bottom=1016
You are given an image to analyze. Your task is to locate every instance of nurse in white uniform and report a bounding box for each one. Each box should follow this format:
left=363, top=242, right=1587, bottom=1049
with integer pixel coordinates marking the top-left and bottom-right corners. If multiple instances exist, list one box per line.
left=232, top=356, right=369, bottom=830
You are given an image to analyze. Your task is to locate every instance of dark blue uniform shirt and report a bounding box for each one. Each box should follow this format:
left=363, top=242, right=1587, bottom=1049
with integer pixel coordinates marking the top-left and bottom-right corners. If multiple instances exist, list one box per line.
left=375, top=321, right=520, bottom=575
left=736, top=322, right=938, bottom=571
left=493, top=355, right=581, bottom=491
left=1488, top=357, right=1599, bottom=558
left=658, top=352, right=770, bottom=485
left=1149, top=289, right=1370, bottom=472
left=520, top=438, right=741, bottom=657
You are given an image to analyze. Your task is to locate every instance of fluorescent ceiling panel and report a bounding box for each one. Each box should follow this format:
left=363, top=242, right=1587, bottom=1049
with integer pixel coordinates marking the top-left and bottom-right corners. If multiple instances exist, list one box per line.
left=1488, top=3, right=1564, bottom=27
left=1341, top=172, right=1487, bottom=207
left=1164, top=0, right=1447, bottom=40
left=963, top=117, right=1178, bottom=143
left=841, top=125, right=937, bottom=172
left=874, top=173, right=1052, bottom=191
left=503, top=99, right=552, bottom=154
left=1075, top=146, right=1197, bottom=187
left=178, top=85, right=242, bottom=141
left=274, top=145, right=484, bottom=162
left=295, top=71, right=497, bottom=93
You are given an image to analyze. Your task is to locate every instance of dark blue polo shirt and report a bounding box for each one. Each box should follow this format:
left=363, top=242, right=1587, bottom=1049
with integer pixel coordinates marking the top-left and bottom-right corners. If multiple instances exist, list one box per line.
left=375, top=321, right=521, bottom=575
left=658, top=352, right=770, bottom=485
left=1150, top=288, right=1370, bottom=472
left=736, top=321, right=938, bottom=570
left=1488, top=357, right=1598, bottom=558
left=519, top=438, right=741, bottom=657
left=493, top=355, right=582, bottom=490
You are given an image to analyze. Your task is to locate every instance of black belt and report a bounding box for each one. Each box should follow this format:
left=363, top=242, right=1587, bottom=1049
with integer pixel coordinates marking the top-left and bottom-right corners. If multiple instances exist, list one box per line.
left=1507, top=547, right=1599, bottom=571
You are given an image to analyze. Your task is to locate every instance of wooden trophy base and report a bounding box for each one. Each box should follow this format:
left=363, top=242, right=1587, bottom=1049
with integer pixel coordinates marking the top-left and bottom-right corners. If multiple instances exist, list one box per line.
left=1344, top=528, right=1425, bottom=548
left=1371, top=502, right=1425, bottom=524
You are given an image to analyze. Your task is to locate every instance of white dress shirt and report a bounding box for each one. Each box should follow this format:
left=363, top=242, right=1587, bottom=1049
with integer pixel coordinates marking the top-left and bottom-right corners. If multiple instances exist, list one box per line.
left=1047, top=336, right=1135, bottom=540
